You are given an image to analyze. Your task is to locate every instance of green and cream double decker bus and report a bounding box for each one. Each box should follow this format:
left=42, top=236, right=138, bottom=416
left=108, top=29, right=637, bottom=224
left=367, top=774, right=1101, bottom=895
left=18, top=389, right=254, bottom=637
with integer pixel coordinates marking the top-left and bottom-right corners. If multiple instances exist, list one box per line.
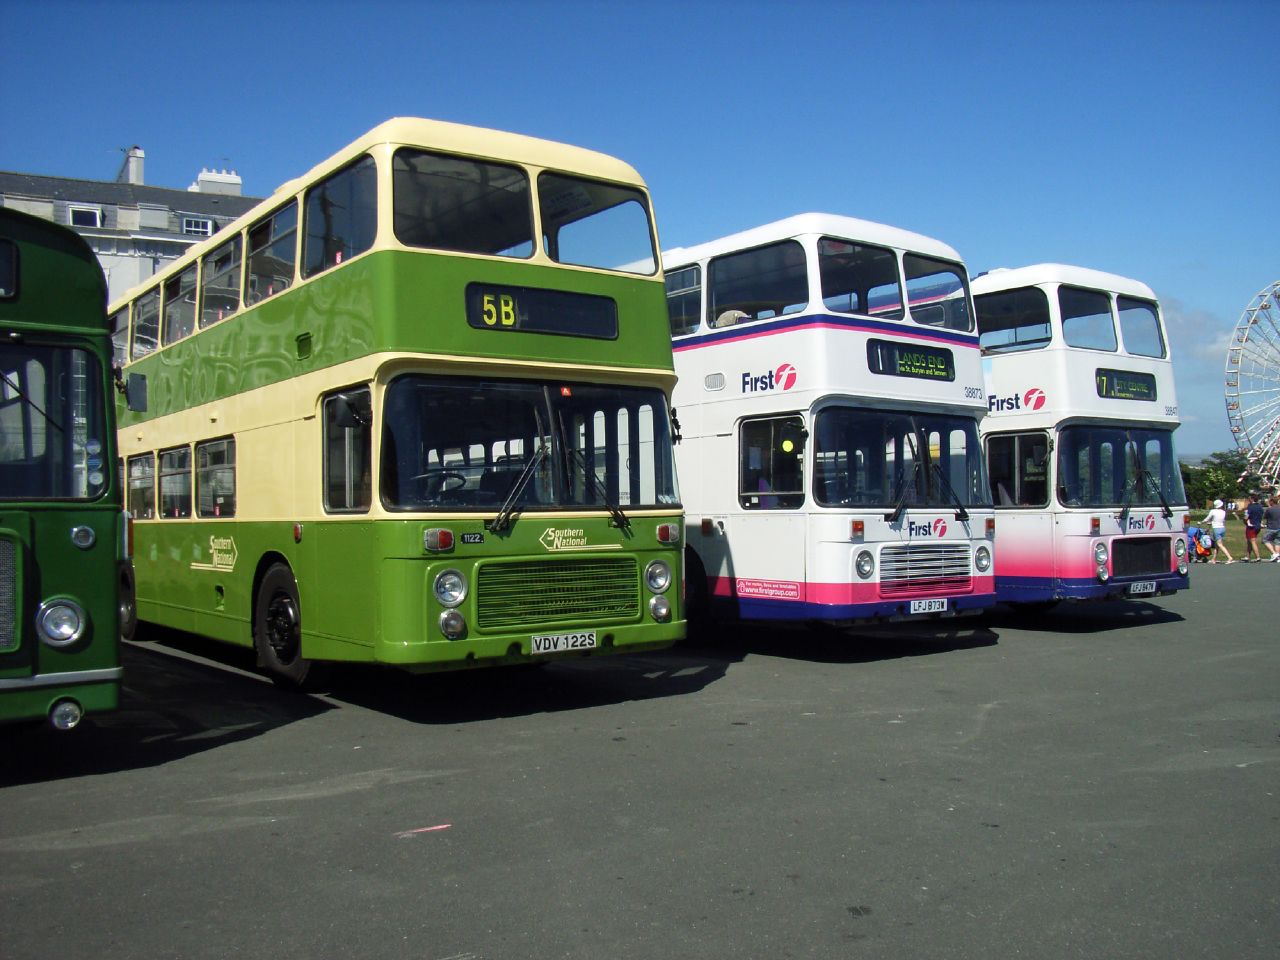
left=111, top=118, right=683, bottom=686
left=1, top=208, right=126, bottom=729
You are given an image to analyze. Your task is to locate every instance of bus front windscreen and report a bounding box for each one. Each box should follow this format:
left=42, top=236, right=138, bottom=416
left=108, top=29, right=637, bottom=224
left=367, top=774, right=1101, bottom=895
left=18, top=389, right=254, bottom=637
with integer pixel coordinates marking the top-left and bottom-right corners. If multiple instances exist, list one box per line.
left=813, top=407, right=991, bottom=509
left=0, top=343, right=108, bottom=501
left=1056, top=425, right=1186, bottom=508
left=381, top=375, right=679, bottom=512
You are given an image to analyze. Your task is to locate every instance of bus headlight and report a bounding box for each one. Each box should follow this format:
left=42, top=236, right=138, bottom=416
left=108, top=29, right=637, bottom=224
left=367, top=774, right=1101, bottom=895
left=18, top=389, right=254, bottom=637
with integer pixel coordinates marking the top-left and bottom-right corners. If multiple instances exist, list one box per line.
left=649, top=594, right=672, bottom=622
left=1174, top=538, right=1187, bottom=558
left=1093, top=542, right=1109, bottom=565
left=975, top=546, right=992, bottom=573
left=855, top=550, right=875, bottom=580
left=1177, top=561, right=1188, bottom=576
left=645, top=560, right=672, bottom=593
left=439, top=609, right=466, bottom=639
left=433, top=569, right=467, bottom=608
left=36, top=599, right=88, bottom=648
left=1096, top=565, right=1110, bottom=583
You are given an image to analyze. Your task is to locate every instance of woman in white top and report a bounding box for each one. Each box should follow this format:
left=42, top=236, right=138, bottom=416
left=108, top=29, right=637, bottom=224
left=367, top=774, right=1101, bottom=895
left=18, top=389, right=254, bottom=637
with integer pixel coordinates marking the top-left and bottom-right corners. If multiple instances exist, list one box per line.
left=1201, top=499, right=1235, bottom=563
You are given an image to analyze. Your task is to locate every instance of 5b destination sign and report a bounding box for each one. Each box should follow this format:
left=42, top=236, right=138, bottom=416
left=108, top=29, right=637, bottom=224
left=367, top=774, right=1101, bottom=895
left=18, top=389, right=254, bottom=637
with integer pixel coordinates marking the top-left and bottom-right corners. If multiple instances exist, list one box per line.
left=465, top=283, right=618, bottom=340
left=867, top=338, right=955, bottom=382
left=1095, top=368, right=1157, bottom=402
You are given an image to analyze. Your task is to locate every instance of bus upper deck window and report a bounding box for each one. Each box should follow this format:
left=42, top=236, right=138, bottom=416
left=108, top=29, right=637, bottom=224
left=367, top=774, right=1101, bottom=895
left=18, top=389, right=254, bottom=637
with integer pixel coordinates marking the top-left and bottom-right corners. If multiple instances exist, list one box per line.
left=539, top=173, right=656, bottom=275
left=393, top=149, right=533, bottom=258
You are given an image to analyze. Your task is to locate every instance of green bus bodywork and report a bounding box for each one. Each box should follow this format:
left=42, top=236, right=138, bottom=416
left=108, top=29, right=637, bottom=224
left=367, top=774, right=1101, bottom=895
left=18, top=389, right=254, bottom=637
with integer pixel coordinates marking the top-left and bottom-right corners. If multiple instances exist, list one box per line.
left=116, top=157, right=683, bottom=681
left=1, top=208, right=123, bottom=728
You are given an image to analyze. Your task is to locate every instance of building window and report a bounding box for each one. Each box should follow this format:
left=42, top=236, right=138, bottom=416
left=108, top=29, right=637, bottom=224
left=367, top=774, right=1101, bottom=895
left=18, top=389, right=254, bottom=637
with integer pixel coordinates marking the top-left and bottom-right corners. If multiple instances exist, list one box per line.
left=183, top=217, right=214, bottom=237
left=69, top=206, right=102, bottom=229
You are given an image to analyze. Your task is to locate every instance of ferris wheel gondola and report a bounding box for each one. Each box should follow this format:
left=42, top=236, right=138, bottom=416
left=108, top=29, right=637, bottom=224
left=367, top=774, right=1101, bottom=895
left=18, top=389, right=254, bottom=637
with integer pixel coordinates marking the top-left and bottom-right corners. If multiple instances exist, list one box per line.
left=1225, top=280, right=1280, bottom=489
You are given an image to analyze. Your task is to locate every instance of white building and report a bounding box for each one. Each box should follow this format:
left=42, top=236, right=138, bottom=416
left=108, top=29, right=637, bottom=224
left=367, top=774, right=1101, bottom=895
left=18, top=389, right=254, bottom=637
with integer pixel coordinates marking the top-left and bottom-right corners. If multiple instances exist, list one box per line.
left=0, top=146, right=260, bottom=303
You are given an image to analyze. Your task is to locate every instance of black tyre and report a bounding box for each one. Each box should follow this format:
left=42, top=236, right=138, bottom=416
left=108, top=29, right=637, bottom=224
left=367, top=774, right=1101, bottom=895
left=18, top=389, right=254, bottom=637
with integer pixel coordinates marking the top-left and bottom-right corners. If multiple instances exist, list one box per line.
left=684, top=547, right=710, bottom=630
left=118, top=560, right=138, bottom=641
left=253, top=563, right=322, bottom=689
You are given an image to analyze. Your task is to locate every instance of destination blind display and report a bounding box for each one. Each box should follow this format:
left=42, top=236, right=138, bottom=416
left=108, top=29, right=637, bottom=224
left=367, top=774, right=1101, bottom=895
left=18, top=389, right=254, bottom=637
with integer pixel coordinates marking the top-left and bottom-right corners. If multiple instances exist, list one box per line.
left=465, top=283, right=618, bottom=340
left=1095, top=368, right=1157, bottom=401
left=866, top=338, right=955, bottom=381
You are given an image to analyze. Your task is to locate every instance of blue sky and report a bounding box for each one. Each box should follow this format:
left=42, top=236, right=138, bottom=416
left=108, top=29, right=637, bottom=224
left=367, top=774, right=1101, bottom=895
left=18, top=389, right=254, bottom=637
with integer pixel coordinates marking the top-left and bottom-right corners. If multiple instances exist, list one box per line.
left=3, top=0, right=1276, bottom=454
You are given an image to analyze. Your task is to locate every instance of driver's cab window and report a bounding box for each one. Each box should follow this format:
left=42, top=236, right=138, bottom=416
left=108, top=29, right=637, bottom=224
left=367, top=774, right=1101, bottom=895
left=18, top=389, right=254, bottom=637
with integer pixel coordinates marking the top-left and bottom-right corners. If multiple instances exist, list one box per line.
left=324, top=386, right=372, bottom=513
left=740, top=416, right=805, bottom=509
left=986, top=432, right=1049, bottom=507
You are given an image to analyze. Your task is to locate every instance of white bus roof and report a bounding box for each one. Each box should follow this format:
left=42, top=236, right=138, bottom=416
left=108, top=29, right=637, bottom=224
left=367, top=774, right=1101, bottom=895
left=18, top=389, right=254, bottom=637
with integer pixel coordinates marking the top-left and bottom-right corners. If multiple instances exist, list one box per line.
left=662, top=212, right=963, bottom=269
left=972, top=264, right=1157, bottom=301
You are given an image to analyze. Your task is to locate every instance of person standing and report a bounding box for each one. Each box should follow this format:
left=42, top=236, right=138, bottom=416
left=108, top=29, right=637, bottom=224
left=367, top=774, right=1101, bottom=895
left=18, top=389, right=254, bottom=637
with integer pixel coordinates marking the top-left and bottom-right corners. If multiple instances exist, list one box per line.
left=1263, top=497, right=1280, bottom=562
left=1243, top=494, right=1265, bottom=561
left=1201, top=498, right=1235, bottom=563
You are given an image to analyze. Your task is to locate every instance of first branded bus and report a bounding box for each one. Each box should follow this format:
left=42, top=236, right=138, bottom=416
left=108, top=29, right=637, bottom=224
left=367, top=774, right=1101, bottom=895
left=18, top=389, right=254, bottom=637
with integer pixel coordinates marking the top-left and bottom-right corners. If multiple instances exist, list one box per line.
left=111, top=118, right=683, bottom=686
left=974, top=263, right=1190, bottom=605
left=665, top=213, right=995, bottom=625
left=1, top=208, right=126, bottom=729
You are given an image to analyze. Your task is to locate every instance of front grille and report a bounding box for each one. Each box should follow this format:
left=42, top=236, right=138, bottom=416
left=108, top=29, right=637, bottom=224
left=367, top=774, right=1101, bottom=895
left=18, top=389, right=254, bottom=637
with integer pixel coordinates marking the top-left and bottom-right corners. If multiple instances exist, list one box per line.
left=880, top=543, right=972, bottom=598
left=1113, top=537, right=1170, bottom=577
left=0, top=538, right=17, bottom=653
left=475, top=556, right=640, bottom=631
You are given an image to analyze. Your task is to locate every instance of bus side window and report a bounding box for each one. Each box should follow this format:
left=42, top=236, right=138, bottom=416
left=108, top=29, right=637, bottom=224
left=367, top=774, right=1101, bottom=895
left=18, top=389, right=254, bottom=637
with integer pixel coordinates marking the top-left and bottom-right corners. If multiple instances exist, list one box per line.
left=132, top=287, right=160, bottom=360
left=246, top=201, right=298, bottom=305
left=739, top=416, right=805, bottom=510
left=303, top=155, right=378, bottom=279
left=324, top=387, right=372, bottom=513
left=127, top=453, right=156, bottom=520
left=665, top=265, right=701, bottom=337
left=709, top=240, right=808, bottom=327
left=196, top=437, right=237, bottom=518
left=158, top=446, right=192, bottom=519
left=986, top=432, right=1049, bottom=507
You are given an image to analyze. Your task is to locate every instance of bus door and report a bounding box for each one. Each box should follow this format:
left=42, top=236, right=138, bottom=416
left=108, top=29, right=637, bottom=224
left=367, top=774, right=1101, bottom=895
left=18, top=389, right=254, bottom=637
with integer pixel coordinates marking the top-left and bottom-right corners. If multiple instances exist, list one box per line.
left=985, top=431, right=1055, bottom=602
left=726, top=415, right=807, bottom=611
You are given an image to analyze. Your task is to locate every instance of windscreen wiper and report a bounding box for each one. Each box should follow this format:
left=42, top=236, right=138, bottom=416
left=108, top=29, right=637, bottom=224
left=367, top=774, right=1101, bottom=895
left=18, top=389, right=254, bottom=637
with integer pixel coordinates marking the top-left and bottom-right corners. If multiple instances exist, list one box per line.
left=884, top=461, right=920, bottom=524
left=567, top=447, right=630, bottom=530
left=487, top=441, right=548, bottom=533
left=1137, top=467, right=1174, bottom=519
left=930, top=462, right=970, bottom=521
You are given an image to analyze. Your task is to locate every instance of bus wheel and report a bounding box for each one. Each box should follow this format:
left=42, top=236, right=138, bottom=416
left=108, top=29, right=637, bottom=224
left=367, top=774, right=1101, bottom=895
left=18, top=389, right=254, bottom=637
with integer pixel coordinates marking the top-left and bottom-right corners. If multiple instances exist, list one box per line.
left=254, top=564, right=322, bottom=689
left=119, top=560, right=138, bottom=641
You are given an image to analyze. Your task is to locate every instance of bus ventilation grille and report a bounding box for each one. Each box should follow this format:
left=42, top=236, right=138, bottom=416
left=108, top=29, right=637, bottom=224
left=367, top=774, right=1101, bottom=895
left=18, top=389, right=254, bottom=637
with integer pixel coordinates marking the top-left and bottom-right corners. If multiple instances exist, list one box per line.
left=0, top=538, right=16, bottom=653
left=879, top=543, right=972, bottom=598
left=1112, top=537, right=1170, bottom=577
left=475, top=556, right=640, bottom=630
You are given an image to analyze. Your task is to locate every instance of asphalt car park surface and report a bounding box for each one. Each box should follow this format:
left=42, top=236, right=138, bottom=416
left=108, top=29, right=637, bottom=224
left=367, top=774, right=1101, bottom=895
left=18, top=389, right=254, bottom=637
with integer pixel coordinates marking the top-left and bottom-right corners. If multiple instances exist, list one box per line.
left=2, top=564, right=1276, bottom=960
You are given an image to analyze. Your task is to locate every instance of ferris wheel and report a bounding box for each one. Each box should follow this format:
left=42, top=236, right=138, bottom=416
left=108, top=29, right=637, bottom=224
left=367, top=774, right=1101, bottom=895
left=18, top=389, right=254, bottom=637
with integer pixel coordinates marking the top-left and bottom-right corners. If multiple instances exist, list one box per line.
left=1225, top=280, right=1280, bottom=488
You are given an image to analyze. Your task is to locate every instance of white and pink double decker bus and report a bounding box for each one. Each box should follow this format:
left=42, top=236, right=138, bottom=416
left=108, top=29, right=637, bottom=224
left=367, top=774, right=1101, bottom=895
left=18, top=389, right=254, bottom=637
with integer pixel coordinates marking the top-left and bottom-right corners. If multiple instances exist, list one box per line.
left=665, top=214, right=996, bottom=625
left=973, top=264, right=1190, bottom=606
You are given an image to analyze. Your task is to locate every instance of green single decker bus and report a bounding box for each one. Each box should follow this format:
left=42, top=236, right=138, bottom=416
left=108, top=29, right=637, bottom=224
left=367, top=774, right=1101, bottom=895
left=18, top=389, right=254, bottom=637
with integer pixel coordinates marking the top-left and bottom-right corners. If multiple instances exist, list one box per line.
left=1, top=208, right=126, bottom=729
left=111, top=118, right=684, bottom=686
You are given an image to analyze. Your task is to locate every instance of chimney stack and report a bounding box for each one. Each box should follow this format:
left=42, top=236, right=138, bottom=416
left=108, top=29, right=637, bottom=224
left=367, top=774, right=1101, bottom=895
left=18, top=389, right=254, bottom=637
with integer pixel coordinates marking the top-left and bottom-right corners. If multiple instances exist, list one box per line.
left=116, top=146, right=145, bottom=185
